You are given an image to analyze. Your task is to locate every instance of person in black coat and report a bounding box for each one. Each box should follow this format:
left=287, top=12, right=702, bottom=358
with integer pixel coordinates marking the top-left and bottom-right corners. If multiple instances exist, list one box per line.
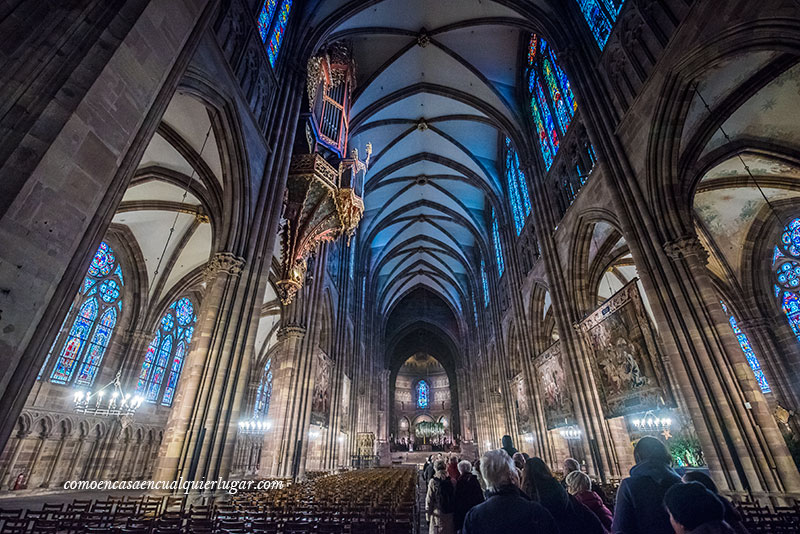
left=501, top=435, right=519, bottom=458
left=463, top=449, right=557, bottom=534
left=522, top=457, right=605, bottom=534
left=454, top=459, right=484, bottom=532
left=682, top=471, right=749, bottom=534
left=611, top=436, right=681, bottom=534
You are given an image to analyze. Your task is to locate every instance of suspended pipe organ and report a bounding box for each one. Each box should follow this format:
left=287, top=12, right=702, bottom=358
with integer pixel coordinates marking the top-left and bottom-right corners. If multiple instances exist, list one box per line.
left=276, top=42, right=371, bottom=305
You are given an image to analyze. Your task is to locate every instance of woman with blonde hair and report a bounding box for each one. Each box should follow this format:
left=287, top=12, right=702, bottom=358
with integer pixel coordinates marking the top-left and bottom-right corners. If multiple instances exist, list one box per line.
left=565, top=470, right=613, bottom=531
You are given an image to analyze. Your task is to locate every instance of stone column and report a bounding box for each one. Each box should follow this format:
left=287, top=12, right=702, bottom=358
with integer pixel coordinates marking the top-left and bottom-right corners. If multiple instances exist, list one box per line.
left=64, top=437, right=87, bottom=483
left=660, top=236, right=800, bottom=498
left=26, top=433, right=48, bottom=486
left=41, top=434, right=68, bottom=488
left=0, top=432, right=29, bottom=489
left=261, top=325, right=310, bottom=478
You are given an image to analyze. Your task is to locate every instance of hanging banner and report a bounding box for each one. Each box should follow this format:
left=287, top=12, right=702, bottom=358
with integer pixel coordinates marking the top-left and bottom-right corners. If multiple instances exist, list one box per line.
left=578, top=279, right=670, bottom=418
left=311, top=351, right=332, bottom=427
left=533, top=341, right=575, bottom=429
left=510, top=373, right=533, bottom=434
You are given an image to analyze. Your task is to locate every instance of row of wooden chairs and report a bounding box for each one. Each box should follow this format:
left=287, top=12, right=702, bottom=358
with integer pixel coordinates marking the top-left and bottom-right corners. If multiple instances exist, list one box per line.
left=0, top=468, right=418, bottom=534
left=736, top=501, right=800, bottom=533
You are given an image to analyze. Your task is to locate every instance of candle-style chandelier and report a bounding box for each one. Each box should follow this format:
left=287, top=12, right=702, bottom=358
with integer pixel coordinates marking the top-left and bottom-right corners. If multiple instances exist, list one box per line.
left=559, top=426, right=583, bottom=441
left=73, top=370, right=143, bottom=417
left=238, top=419, right=271, bottom=434
left=632, top=410, right=672, bottom=432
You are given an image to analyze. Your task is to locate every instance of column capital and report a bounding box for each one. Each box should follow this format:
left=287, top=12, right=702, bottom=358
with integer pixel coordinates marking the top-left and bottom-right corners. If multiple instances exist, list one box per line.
left=663, top=235, right=709, bottom=264
left=203, top=252, right=246, bottom=281
left=277, top=324, right=306, bottom=341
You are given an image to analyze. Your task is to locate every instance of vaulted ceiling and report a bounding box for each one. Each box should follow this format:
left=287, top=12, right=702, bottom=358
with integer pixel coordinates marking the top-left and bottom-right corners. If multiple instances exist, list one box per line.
left=312, top=0, right=554, bottom=322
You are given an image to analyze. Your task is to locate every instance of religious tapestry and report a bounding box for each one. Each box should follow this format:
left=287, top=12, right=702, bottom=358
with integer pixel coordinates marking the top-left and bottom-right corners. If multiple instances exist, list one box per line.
left=510, top=373, right=533, bottom=434
left=356, top=432, right=375, bottom=457
left=311, top=351, right=332, bottom=427
left=578, top=280, right=670, bottom=418
left=340, top=374, right=351, bottom=433
left=533, top=341, right=574, bottom=429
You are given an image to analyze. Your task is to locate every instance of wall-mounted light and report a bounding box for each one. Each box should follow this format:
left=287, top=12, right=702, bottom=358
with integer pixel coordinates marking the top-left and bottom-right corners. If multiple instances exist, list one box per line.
left=632, top=411, right=672, bottom=432
left=238, top=419, right=271, bottom=434
left=559, top=427, right=582, bottom=441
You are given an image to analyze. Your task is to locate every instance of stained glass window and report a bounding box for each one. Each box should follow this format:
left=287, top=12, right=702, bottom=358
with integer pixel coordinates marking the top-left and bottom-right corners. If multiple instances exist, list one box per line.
left=254, top=358, right=273, bottom=418
left=416, top=380, right=430, bottom=409
left=492, top=208, right=505, bottom=276
left=267, top=0, right=293, bottom=68
left=481, top=260, right=490, bottom=307
left=472, top=294, right=479, bottom=328
left=575, top=0, right=624, bottom=50
left=505, top=137, right=532, bottom=235
left=46, top=242, right=123, bottom=386
left=720, top=301, right=770, bottom=393
left=527, top=35, right=577, bottom=170
left=257, top=0, right=278, bottom=43
left=773, top=218, right=800, bottom=346
left=349, top=238, right=356, bottom=279
left=136, top=297, right=197, bottom=406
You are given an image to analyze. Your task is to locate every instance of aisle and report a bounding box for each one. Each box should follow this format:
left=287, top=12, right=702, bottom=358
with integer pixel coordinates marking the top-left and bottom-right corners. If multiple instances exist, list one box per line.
left=417, top=469, right=429, bottom=534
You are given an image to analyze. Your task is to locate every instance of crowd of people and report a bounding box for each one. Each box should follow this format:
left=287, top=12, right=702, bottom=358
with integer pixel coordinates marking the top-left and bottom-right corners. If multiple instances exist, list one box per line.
left=390, top=435, right=460, bottom=452
left=423, top=435, right=749, bottom=534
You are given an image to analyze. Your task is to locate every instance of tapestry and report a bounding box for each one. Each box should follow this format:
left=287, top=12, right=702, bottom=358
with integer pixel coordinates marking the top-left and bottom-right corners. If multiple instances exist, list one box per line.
left=511, top=373, right=533, bottom=434
left=533, top=341, right=574, bottom=429
left=311, top=351, right=332, bottom=427
left=578, top=279, right=670, bottom=418
left=340, top=374, right=351, bottom=433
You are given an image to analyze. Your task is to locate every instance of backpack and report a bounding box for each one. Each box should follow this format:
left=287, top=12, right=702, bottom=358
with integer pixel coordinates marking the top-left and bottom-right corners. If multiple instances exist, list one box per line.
left=434, top=476, right=455, bottom=514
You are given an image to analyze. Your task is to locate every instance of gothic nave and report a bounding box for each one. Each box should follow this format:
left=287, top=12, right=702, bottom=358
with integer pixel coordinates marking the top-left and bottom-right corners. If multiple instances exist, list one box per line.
left=2, top=0, right=800, bottom=530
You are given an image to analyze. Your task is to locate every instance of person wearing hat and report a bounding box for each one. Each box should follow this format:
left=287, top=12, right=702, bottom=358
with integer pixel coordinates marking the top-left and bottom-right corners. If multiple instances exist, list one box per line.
left=663, top=482, right=734, bottom=534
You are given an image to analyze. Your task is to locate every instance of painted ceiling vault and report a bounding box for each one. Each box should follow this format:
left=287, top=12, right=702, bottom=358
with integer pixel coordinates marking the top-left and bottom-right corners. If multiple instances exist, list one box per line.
left=312, top=0, right=549, bottom=319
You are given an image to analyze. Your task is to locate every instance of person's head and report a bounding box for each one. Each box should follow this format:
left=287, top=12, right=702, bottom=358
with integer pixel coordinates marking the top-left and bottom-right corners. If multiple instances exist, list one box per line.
left=522, top=452, right=530, bottom=461
left=563, top=457, right=580, bottom=474
left=564, top=470, right=591, bottom=495
left=682, top=471, right=718, bottom=494
left=436, top=452, right=443, bottom=460
left=434, top=459, right=447, bottom=473
left=458, top=460, right=472, bottom=475
left=428, top=455, right=433, bottom=462
left=633, top=436, right=672, bottom=465
left=480, top=449, right=516, bottom=491
left=512, top=452, right=525, bottom=469
left=473, top=458, right=481, bottom=474
left=524, top=457, right=553, bottom=481
left=664, top=482, right=725, bottom=534
left=502, top=435, right=514, bottom=448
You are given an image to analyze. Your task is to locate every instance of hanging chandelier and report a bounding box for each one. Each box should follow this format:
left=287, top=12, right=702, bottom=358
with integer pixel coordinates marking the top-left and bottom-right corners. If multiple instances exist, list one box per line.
left=73, top=370, right=142, bottom=418
left=238, top=418, right=271, bottom=434
left=632, top=411, right=672, bottom=432
left=559, top=426, right=582, bottom=441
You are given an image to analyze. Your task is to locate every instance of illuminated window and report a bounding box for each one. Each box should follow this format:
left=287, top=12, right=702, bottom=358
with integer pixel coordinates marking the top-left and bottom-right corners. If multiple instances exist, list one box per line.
left=720, top=301, right=770, bottom=393
left=44, top=242, right=123, bottom=387
left=254, top=358, right=274, bottom=417
left=505, top=137, right=532, bottom=235
left=575, top=0, right=625, bottom=49
left=416, top=380, right=430, bottom=409
left=492, top=208, right=505, bottom=276
left=136, top=297, right=197, bottom=406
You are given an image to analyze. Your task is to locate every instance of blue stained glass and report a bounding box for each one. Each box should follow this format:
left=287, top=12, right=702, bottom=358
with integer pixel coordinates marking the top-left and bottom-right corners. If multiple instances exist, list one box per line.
left=576, top=0, right=615, bottom=49
left=267, top=0, right=293, bottom=68
left=481, top=260, right=490, bottom=307
left=137, top=297, right=196, bottom=405
left=254, top=358, right=274, bottom=417
left=257, top=0, right=278, bottom=43
left=137, top=333, right=160, bottom=394
left=98, top=279, right=120, bottom=303
left=720, top=301, right=770, bottom=393
left=175, top=297, right=194, bottom=326
left=504, top=138, right=532, bottom=235
left=550, top=48, right=577, bottom=115
left=535, top=79, right=560, bottom=155
left=147, top=335, right=172, bottom=402
left=49, top=241, right=123, bottom=386
left=492, top=209, right=505, bottom=276
left=161, top=341, right=185, bottom=406
left=507, top=153, right=524, bottom=234
left=349, top=240, right=356, bottom=278
left=416, top=380, right=430, bottom=409
left=51, top=298, right=97, bottom=384
left=74, top=307, right=116, bottom=386
left=530, top=95, right=555, bottom=169
left=88, top=242, right=115, bottom=277
left=513, top=152, right=532, bottom=215
left=773, top=218, right=800, bottom=356
left=543, top=58, right=571, bottom=134
left=472, top=294, right=479, bottom=328
left=781, top=218, right=800, bottom=256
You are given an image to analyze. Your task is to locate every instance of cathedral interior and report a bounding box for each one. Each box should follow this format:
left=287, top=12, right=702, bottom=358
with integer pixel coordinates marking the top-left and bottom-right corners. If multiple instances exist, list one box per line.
left=2, top=0, right=800, bottom=531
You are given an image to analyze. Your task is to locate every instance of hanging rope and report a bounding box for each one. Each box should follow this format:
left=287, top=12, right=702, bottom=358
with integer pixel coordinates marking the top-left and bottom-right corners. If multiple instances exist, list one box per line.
left=152, top=124, right=214, bottom=278
left=694, top=86, right=786, bottom=230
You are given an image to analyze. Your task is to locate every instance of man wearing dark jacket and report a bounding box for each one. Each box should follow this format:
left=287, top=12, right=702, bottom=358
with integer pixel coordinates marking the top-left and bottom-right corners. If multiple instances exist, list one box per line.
left=501, top=435, right=519, bottom=458
left=463, top=449, right=556, bottom=534
left=454, top=460, right=484, bottom=531
left=612, top=436, right=681, bottom=534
